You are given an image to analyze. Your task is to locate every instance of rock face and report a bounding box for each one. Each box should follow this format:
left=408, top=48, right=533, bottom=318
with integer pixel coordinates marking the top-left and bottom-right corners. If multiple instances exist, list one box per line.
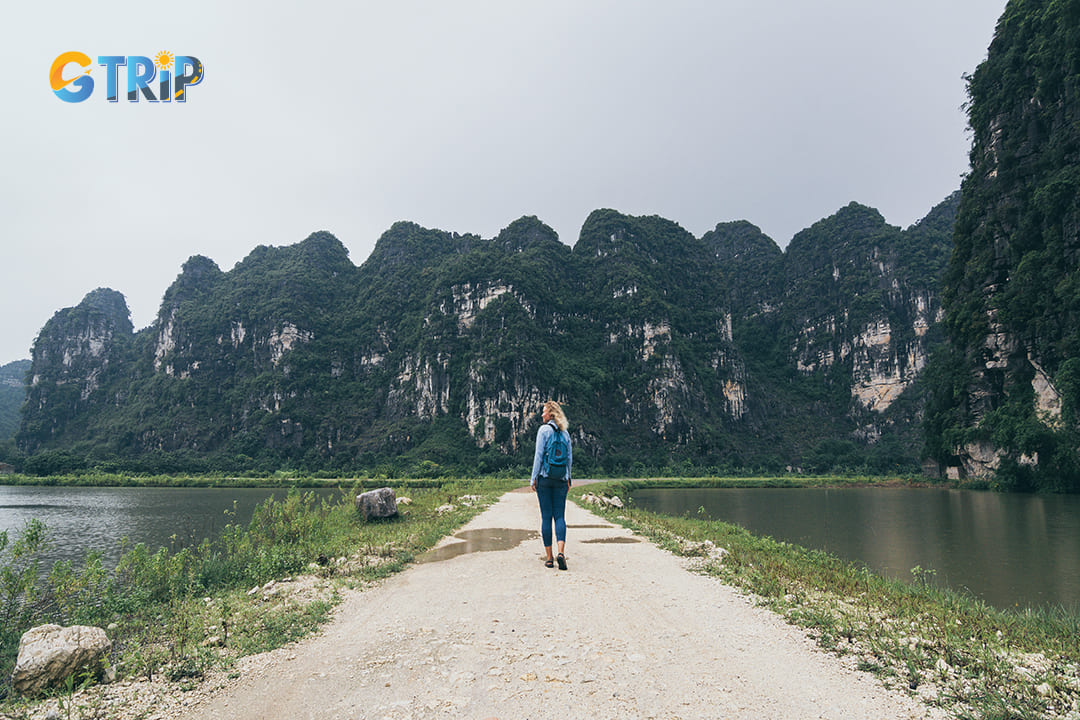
left=926, top=0, right=1080, bottom=490
left=705, top=196, right=957, bottom=462
left=0, top=359, right=30, bottom=441
left=19, top=289, right=132, bottom=448
left=11, top=624, right=112, bottom=696
left=780, top=202, right=949, bottom=418
left=16, top=199, right=956, bottom=474
left=356, top=487, right=398, bottom=521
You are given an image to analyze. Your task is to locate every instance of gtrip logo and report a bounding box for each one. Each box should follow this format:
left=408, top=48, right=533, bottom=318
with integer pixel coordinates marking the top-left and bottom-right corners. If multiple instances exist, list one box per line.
left=50, top=51, right=204, bottom=103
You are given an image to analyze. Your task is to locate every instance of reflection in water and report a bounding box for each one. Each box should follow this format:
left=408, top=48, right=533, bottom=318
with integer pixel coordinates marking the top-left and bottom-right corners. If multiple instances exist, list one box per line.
left=632, top=487, right=1080, bottom=611
left=416, top=528, right=539, bottom=564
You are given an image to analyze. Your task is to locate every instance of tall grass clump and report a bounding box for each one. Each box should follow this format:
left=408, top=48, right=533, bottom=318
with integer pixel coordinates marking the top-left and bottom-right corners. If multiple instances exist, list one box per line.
left=579, top=480, right=1080, bottom=720
left=0, top=478, right=514, bottom=704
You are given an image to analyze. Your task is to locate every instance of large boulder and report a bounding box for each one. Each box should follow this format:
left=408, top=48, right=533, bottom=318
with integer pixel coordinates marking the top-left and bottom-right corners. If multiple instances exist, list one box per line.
left=355, top=487, right=398, bottom=521
left=11, top=624, right=111, bottom=696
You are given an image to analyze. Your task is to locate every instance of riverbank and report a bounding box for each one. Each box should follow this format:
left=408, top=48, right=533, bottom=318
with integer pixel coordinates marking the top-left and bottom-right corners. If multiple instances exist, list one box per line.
left=590, top=481, right=1080, bottom=719
left=69, top=489, right=946, bottom=719
left=0, top=472, right=966, bottom=490
left=5, top=479, right=1078, bottom=718
left=0, top=480, right=515, bottom=715
left=0, top=473, right=460, bottom=489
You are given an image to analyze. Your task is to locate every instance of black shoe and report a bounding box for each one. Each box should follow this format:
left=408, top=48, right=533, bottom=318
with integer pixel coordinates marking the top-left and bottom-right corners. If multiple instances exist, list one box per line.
left=556, top=554, right=567, bottom=570
left=544, top=558, right=554, bottom=568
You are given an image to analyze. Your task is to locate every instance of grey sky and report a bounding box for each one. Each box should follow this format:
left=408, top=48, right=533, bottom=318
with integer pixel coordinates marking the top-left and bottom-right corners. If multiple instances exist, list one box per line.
left=2, top=1, right=1005, bottom=364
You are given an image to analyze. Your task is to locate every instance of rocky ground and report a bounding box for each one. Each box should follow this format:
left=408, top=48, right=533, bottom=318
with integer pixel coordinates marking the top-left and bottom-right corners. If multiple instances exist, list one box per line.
left=24, top=488, right=947, bottom=720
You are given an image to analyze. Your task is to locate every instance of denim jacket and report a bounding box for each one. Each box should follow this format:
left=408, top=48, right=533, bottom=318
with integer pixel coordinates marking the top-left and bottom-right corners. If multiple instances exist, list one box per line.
left=530, top=421, right=572, bottom=487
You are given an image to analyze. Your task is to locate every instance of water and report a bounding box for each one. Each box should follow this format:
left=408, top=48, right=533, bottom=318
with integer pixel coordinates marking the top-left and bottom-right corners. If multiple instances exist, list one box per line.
left=631, top=486, right=1080, bottom=611
left=5, top=484, right=1078, bottom=611
left=0, top=485, right=340, bottom=569
left=416, top=528, right=539, bottom=564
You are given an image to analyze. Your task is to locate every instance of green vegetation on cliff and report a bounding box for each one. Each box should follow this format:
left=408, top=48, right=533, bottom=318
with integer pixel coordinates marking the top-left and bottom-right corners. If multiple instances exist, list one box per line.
left=0, top=360, right=30, bottom=446
left=927, top=0, right=1080, bottom=490
left=7, top=197, right=957, bottom=478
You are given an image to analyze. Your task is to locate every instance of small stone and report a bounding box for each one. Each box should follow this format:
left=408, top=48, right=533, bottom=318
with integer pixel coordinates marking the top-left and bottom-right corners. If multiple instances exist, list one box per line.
left=1036, top=682, right=1053, bottom=697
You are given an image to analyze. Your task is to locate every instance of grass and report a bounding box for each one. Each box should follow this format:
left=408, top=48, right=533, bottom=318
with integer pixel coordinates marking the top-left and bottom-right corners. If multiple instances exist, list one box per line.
left=0, top=472, right=459, bottom=489
left=576, top=480, right=1080, bottom=720
left=0, top=477, right=517, bottom=716
left=3, top=473, right=1078, bottom=719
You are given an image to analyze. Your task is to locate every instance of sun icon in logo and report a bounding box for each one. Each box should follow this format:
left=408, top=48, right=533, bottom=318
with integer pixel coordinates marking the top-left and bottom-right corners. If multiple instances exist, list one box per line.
left=154, top=51, right=174, bottom=71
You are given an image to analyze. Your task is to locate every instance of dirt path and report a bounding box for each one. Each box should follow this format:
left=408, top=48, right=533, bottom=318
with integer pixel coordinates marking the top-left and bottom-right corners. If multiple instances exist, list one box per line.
left=180, top=489, right=943, bottom=720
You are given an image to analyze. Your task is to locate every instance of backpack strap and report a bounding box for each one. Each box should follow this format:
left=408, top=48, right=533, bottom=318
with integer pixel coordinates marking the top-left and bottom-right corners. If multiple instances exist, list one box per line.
left=544, top=421, right=558, bottom=456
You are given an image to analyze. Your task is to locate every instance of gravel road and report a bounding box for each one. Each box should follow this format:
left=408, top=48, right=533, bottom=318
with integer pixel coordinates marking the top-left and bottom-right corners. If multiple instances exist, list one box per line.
left=174, top=487, right=944, bottom=720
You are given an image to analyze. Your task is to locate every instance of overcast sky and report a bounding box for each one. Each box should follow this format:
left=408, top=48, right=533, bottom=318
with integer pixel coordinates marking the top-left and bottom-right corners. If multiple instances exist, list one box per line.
left=2, top=1, right=1006, bottom=364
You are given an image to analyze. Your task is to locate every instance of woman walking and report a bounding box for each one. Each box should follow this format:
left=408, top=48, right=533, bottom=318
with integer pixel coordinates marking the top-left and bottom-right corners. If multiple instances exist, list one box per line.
left=531, top=400, right=573, bottom=570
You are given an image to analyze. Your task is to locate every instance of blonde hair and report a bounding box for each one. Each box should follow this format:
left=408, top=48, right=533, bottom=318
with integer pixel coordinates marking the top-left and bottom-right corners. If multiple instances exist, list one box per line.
left=544, top=400, right=568, bottom=432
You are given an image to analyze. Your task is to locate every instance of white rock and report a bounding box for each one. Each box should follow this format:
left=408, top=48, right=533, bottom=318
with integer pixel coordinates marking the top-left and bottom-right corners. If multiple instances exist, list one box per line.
left=11, top=625, right=112, bottom=696
left=356, top=487, right=399, bottom=520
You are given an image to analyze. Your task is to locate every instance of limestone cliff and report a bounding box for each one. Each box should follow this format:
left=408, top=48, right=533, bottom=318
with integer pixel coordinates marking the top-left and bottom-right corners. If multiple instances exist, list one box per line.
left=926, top=0, right=1080, bottom=490
left=16, top=200, right=956, bottom=474
left=0, top=360, right=31, bottom=441
left=18, top=289, right=132, bottom=449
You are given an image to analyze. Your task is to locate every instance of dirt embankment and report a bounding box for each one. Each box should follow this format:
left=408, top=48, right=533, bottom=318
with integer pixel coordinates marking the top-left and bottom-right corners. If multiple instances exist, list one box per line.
left=30, top=488, right=945, bottom=719
left=162, top=489, right=942, bottom=720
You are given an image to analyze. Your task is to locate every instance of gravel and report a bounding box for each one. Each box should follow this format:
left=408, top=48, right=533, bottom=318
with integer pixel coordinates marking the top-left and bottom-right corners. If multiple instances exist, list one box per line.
left=24, top=488, right=947, bottom=720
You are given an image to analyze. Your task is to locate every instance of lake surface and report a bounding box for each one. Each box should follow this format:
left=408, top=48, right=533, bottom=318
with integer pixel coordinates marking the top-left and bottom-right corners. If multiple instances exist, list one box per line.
left=5, top=484, right=1078, bottom=612
left=631, top=486, right=1080, bottom=611
left=0, top=485, right=341, bottom=569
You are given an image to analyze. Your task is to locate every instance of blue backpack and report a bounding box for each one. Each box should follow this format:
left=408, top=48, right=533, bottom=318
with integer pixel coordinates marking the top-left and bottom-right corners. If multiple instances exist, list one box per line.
left=544, top=421, right=570, bottom=481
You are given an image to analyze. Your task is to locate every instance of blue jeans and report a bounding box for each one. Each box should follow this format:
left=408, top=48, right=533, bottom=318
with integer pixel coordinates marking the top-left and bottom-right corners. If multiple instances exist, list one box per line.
left=535, top=476, right=569, bottom=547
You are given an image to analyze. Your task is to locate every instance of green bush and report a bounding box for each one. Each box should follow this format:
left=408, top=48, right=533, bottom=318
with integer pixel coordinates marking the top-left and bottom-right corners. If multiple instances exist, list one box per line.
left=0, top=478, right=512, bottom=701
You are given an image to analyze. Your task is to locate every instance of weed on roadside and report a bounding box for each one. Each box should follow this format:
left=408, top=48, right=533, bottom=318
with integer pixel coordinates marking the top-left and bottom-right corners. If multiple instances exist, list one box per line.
left=0, top=478, right=515, bottom=716
left=579, top=481, right=1080, bottom=720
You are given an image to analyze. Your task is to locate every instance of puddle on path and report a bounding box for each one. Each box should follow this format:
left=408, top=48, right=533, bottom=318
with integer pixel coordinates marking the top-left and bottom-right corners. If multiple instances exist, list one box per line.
left=581, top=537, right=641, bottom=544
left=568, top=524, right=615, bottom=529
left=417, top=528, right=539, bottom=564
